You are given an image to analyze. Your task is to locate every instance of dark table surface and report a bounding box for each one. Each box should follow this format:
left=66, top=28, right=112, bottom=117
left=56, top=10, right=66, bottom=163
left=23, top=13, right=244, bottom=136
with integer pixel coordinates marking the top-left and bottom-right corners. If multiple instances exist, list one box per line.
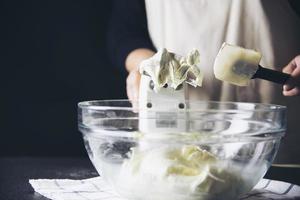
left=1, top=157, right=300, bottom=200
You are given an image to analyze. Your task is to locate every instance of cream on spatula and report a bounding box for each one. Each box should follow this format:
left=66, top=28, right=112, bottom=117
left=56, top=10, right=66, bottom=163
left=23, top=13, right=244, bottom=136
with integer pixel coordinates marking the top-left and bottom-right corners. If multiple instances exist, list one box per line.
left=214, top=43, right=290, bottom=86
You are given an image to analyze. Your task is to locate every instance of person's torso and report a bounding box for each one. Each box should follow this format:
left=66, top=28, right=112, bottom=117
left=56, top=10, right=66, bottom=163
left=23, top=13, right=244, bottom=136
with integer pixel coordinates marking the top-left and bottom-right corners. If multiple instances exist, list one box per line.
left=145, top=0, right=300, bottom=163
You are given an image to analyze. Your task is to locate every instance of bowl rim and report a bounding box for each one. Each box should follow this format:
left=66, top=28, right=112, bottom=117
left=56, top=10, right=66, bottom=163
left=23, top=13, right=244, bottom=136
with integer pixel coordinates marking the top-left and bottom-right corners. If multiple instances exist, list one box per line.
left=78, top=100, right=286, bottom=139
left=78, top=99, right=286, bottom=113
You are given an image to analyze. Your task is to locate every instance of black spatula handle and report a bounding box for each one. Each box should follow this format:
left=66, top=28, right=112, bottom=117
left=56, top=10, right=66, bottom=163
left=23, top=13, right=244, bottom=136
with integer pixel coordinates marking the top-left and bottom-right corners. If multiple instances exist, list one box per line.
left=252, top=65, right=290, bottom=84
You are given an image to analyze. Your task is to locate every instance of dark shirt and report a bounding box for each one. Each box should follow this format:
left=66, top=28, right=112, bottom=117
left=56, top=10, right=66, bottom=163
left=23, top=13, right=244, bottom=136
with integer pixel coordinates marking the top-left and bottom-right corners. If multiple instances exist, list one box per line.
left=107, top=0, right=155, bottom=73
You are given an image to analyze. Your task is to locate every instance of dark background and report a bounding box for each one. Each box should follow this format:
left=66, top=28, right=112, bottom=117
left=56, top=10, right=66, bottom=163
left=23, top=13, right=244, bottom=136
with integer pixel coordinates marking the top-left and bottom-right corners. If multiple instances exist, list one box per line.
left=0, top=0, right=126, bottom=156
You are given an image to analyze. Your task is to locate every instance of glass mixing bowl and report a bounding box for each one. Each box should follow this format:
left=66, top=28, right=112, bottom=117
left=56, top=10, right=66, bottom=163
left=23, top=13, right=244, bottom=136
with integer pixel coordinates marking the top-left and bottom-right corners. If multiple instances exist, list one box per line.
left=78, top=100, right=286, bottom=200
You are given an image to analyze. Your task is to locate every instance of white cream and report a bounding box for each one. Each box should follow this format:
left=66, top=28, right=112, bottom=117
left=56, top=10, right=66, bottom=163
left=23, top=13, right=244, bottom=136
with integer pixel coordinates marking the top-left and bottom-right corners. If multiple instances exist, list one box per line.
left=117, top=145, right=247, bottom=200
left=213, top=43, right=262, bottom=86
left=139, top=48, right=203, bottom=91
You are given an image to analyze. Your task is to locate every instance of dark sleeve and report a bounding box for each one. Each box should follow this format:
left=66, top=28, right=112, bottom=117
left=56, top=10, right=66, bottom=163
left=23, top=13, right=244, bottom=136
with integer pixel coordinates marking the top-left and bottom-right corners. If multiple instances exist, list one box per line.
left=107, top=0, right=156, bottom=73
left=289, top=0, right=300, bottom=17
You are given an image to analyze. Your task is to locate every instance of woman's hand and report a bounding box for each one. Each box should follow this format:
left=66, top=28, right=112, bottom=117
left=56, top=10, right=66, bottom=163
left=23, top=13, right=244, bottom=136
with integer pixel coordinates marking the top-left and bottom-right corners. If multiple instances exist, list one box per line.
left=282, top=55, right=300, bottom=96
left=125, top=48, right=155, bottom=101
left=126, top=69, right=141, bottom=102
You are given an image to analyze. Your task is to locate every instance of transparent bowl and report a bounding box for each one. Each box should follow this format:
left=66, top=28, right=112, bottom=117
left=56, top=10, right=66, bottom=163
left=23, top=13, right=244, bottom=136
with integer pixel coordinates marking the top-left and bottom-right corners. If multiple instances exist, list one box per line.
left=78, top=100, right=286, bottom=200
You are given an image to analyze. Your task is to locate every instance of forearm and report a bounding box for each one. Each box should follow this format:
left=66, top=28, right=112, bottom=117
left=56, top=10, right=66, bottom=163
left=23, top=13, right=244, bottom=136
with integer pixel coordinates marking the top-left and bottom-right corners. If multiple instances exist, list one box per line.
left=125, top=48, right=155, bottom=72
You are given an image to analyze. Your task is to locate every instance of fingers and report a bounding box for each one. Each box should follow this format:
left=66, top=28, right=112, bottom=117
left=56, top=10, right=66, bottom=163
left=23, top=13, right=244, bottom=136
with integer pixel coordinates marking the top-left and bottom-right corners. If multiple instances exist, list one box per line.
left=283, top=87, right=300, bottom=96
left=282, top=59, right=296, bottom=74
left=126, top=70, right=141, bottom=102
left=282, top=55, right=300, bottom=96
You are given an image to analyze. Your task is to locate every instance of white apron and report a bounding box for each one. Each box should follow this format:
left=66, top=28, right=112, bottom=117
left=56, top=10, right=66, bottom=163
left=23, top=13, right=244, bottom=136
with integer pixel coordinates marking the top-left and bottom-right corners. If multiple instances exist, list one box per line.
left=145, top=0, right=300, bottom=163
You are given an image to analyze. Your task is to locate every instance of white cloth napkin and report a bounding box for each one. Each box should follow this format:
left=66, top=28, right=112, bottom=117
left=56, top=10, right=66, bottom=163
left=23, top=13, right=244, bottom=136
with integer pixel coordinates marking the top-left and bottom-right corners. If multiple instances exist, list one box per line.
left=29, top=177, right=300, bottom=200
